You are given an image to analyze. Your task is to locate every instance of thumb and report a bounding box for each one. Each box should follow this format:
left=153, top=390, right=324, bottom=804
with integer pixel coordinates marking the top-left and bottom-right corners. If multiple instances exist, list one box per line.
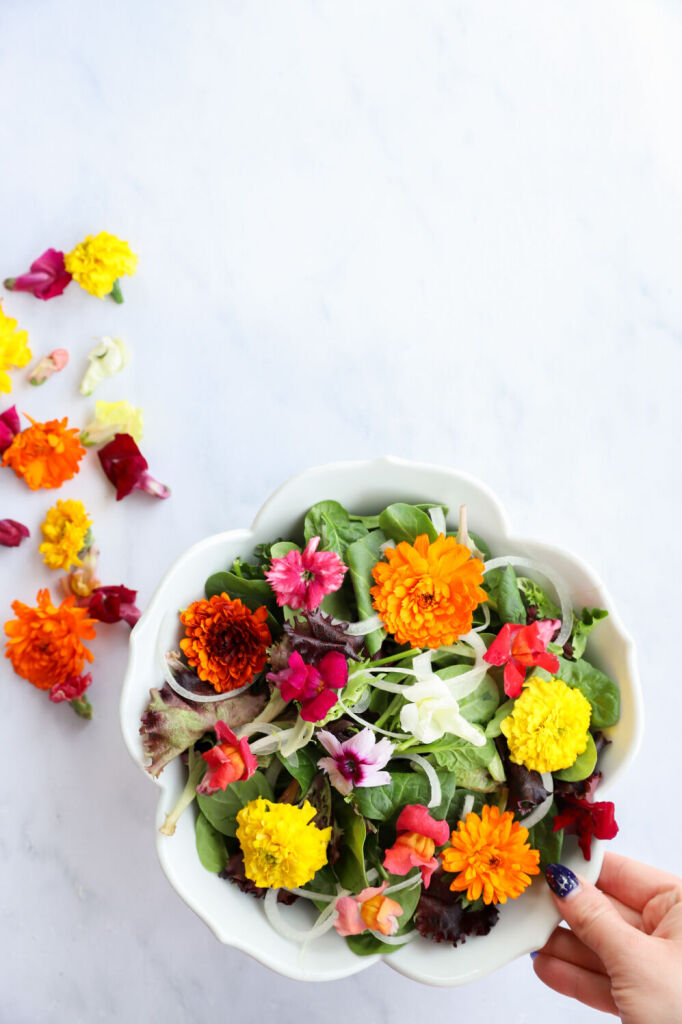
left=545, top=863, right=639, bottom=968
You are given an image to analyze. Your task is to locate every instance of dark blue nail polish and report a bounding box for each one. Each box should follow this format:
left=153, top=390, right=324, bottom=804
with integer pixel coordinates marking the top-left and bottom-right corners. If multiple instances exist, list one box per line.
left=545, top=863, right=579, bottom=897
left=530, top=951, right=539, bottom=960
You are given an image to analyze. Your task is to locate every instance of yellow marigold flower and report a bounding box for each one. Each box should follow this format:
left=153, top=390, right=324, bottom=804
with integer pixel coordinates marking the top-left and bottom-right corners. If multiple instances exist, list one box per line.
left=39, top=499, right=92, bottom=571
left=0, top=302, right=32, bottom=393
left=236, top=797, right=331, bottom=889
left=370, top=533, right=487, bottom=648
left=441, top=804, right=541, bottom=904
left=64, top=232, right=138, bottom=299
left=500, top=675, right=592, bottom=773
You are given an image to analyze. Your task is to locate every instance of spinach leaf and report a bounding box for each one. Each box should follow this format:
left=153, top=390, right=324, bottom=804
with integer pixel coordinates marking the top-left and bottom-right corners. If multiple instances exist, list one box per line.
left=378, top=503, right=438, bottom=545
left=205, top=570, right=273, bottom=608
left=303, top=500, right=367, bottom=559
left=195, top=811, right=229, bottom=873
left=453, top=766, right=499, bottom=792
left=456, top=673, right=501, bottom=726
left=469, top=531, right=492, bottom=559
left=421, top=734, right=497, bottom=775
left=270, top=541, right=299, bottom=559
left=276, top=747, right=317, bottom=798
left=554, top=733, right=598, bottom=782
left=197, top=772, right=274, bottom=837
left=570, top=607, right=609, bottom=660
left=485, top=698, right=515, bottom=738
left=527, top=801, right=563, bottom=870
left=334, top=799, right=369, bottom=892
left=496, top=565, right=526, bottom=624
left=533, top=656, right=620, bottom=729
left=353, top=769, right=456, bottom=822
left=346, top=529, right=387, bottom=655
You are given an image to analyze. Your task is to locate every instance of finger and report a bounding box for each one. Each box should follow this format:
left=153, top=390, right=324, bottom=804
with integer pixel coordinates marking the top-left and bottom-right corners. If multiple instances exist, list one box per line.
left=545, top=863, right=642, bottom=968
left=597, top=852, right=682, bottom=913
left=533, top=953, right=619, bottom=1016
left=642, top=886, right=682, bottom=938
left=605, top=893, right=642, bottom=930
left=537, top=925, right=605, bottom=974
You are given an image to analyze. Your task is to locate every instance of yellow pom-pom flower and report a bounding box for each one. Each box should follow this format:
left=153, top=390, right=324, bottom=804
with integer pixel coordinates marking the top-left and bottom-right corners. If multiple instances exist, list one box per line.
left=236, top=797, right=331, bottom=889
left=500, top=675, right=592, bottom=773
left=64, top=232, right=138, bottom=299
left=0, top=302, right=31, bottom=393
left=39, top=499, right=92, bottom=571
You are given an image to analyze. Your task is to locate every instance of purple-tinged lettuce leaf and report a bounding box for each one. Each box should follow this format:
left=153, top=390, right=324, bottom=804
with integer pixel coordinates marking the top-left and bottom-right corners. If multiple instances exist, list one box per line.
left=495, top=736, right=550, bottom=817
left=284, top=609, right=365, bottom=664
left=414, top=870, right=499, bottom=945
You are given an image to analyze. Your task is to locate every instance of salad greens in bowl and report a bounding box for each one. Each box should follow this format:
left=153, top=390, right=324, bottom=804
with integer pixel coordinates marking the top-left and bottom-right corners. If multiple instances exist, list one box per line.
left=120, top=457, right=642, bottom=985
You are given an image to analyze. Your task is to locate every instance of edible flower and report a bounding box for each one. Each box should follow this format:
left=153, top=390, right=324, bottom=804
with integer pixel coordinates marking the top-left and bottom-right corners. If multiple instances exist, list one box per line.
left=483, top=619, right=560, bottom=697
left=2, top=415, right=85, bottom=489
left=97, top=433, right=170, bottom=500
left=316, top=727, right=393, bottom=795
left=39, top=499, right=92, bottom=571
left=48, top=672, right=93, bottom=718
left=180, top=593, right=270, bottom=693
left=265, top=536, right=347, bottom=611
left=81, top=399, right=144, bottom=447
left=4, top=249, right=72, bottom=300
left=87, top=585, right=141, bottom=627
left=553, top=796, right=619, bottom=861
left=441, top=804, right=541, bottom=905
left=196, top=721, right=257, bottom=794
left=335, top=883, right=404, bottom=937
left=236, top=797, right=331, bottom=889
left=0, top=302, right=32, bottom=392
left=0, top=405, right=20, bottom=452
left=383, top=804, right=450, bottom=887
left=500, top=675, right=592, bottom=773
left=61, top=544, right=100, bottom=598
left=370, top=534, right=487, bottom=648
left=79, top=337, right=130, bottom=396
left=399, top=676, right=486, bottom=746
left=0, top=519, right=30, bottom=547
left=64, top=232, right=138, bottom=300
left=267, top=650, right=347, bottom=722
left=28, top=348, right=69, bottom=386
left=4, top=588, right=96, bottom=691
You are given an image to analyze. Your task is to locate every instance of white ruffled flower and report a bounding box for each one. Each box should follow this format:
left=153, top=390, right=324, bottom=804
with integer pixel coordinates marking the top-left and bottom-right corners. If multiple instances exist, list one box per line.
left=79, top=336, right=130, bottom=396
left=399, top=676, right=486, bottom=746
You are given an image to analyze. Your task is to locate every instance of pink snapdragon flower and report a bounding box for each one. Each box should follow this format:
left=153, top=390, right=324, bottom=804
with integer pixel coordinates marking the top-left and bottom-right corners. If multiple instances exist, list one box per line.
left=28, top=348, right=69, bottom=386
left=265, top=536, right=347, bottom=611
left=0, top=519, right=29, bottom=547
left=49, top=672, right=92, bottom=703
left=483, top=619, right=561, bottom=698
left=97, top=433, right=170, bottom=501
left=267, top=650, right=347, bottom=722
left=383, top=804, right=450, bottom=887
left=0, top=405, right=20, bottom=453
left=316, top=727, right=393, bottom=796
left=196, top=721, right=257, bottom=795
left=87, top=585, right=141, bottom=627
left=4, top=249, right=72, bottom=300
left=334, top=882, right=403, bottom=937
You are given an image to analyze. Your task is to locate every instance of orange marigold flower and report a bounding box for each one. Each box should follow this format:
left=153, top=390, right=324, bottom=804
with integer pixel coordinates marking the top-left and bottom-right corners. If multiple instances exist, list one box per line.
left=441, top=804, right=541, bottom=905
left=180, top=593, right=271, bottom=694
left=370, top=533, right=487, bottom=648
left=2, top=415, right=85, bottom=490
left=4, top=589, right=97, bottom=691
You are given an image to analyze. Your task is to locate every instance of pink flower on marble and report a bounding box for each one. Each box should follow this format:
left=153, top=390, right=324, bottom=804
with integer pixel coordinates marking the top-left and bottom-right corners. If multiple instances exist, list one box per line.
left=265, top=536, right=347, bottom=611
left=49, top=672, right=92, bottom=703
left=0, top=405, right=20, bottom=454
left=87, top=585, right=141, bottom=627
left=483, top=619, right=561, bottom=697
left=317, top=727, right=393, bottom=796
left=196, top=721, right=257, bottom=795
left=267, top=650, right=347, bottom=722
left=0, top=519, right=30, bottom=547
left=4, top=249, right=72, bottom=300
left=28, top=348, right=69, bottom=386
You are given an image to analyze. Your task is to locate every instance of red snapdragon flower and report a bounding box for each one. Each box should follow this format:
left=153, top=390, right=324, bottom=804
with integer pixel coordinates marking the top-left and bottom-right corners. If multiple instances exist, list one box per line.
left=383, top=804, right=450, bottom=887
left=0, top=519, right=29, bottom=547
left=0, top=405, right=20, bottom=453
left=267, top=649, right=347, bottom=722
left=483, top=619, right=560, bottom=697
left=196, top=721, right=258, bottom=794
left=553, top=796, right=619, bottom=860
left=49, top=672, right=92, bottom=703
left=88, top=585, right=141, bottom=627
left=97, top=433, right=170, bottom=501
left=4, top=249, right=72, bottom=300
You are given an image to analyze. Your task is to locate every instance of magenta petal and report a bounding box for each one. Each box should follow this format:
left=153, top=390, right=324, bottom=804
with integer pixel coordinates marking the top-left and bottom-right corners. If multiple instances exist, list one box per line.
left=300, top=688, right=338, bottom=722
left=318, top=650, right=348, bottom=690
left=5, top=248, right=72, bottom=300
left=0, top=405, right=21, bottom=453
left=0, top=519, right=30, bottom=547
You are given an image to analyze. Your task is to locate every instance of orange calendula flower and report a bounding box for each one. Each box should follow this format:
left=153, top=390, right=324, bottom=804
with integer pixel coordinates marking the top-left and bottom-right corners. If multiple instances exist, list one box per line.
left=4, top=589, right=97, bottom=691
left=441, top=804, right=541, bottom=905
left=370, top=533, right=487, bottom=648
left=180, top=593, right=271, bottom=693
left=2, top=415, right=85, bottom=489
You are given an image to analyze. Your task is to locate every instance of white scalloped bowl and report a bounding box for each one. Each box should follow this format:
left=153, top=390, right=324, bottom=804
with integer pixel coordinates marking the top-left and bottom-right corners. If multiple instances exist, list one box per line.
left=120, top=457, right=643, bottom=985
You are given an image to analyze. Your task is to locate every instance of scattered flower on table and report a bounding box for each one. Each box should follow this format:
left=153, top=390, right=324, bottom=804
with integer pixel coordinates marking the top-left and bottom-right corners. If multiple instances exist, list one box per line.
left=383, top=804, right=450, bottom=887
left=196, top=721, right=258, bottom=794
left=441, top=804, right=541, bottom=905
left=500, top=674, right=592, bottom=773
left=180, top=593, right=270, bottom=693
left=0, top=302, right=32, bottom=393
left=97, top=432, right=170, bottom=500
left=48, top=672, right=93, bottom=719
left=64, top=231, right=137, bottom=301
left=2, top=415, right=85, bottom=489
left=4, top=249, right=72, bottom=300
left=0, top=519, right=30, bottom=548
left=62, top=544, right=100, bottom=598
left=483, top=619, right=560, bottom=697
left=79, top=336, right=130, bottom=396
left=553, top=795, right=619, bottom=860
left=28, top=348, right=69, bottom=386
left=39, top=498, right=92, bottom=571
left=236, top=797, right=331, bottom=889
left=316, top=727, right=393, bottom=795
left=334, top=883, right=403, bottom=937
left=86, top=585, right=141, bottom=627
left=81, top=399, right=144, bottom=447
left=370, top=533, right=487, bottom=648
left=267, top=649, right=347, bottom=722
left=265, top=536, right=347, bottom=611
left=0, top=404, right=20, bottom=452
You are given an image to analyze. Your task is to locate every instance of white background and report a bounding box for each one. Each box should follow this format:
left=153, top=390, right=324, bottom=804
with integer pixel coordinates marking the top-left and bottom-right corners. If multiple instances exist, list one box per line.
left=2, top=1, right=681, bottom=1021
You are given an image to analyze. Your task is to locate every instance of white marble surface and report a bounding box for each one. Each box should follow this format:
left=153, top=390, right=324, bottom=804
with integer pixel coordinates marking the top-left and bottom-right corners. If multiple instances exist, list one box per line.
left=2, top=1, right=682, bottom=1020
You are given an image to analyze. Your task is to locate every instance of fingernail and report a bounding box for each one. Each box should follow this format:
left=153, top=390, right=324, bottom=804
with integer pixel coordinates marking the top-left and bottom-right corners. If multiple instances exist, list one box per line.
left=545, top=863, right=579, bottom=898
left=530, top=951, right=538, bottom=960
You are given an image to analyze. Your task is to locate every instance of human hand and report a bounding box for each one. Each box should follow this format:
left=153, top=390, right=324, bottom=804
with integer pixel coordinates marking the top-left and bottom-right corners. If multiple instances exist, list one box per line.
left=533, top=852, right=682, bottom=1022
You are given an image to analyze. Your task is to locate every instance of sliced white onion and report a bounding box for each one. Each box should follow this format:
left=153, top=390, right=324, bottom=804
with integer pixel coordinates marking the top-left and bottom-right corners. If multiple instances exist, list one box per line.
left=286, top=887, right=340, bottom=903
left=428, top=506, right=447, bottom=536
left=281, top=718, right=315, bottom=758
left=335, top=696, right=407, bottom=739
left=472, top=602, right=491, bottom=633
left=483, top=555, right=573, bottom=648
left=446, top=668, right=488, bottom=702
left=384, top=871, right=422, bottom=896
left=379, top=540, right=393, bottom=555
left=332, top=614, right=384, bottom=636
left=368, top=928, right=419, bottom=946
left=518, top=774, right=555, bottom=831
left=412, top=650, right=433, bottom=679
left=157, top=631, right=254, bottom=704
left=263, top=888, right=339, bottom=943
left=393, top=753, right=442, bottom=808
left=237, top=722, right=283, bottom=740
left=365, top=676, right=414, bottom=695
left=352, top=688, right=372, bottom=714
left=460, top=794, right=475, bottom=820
